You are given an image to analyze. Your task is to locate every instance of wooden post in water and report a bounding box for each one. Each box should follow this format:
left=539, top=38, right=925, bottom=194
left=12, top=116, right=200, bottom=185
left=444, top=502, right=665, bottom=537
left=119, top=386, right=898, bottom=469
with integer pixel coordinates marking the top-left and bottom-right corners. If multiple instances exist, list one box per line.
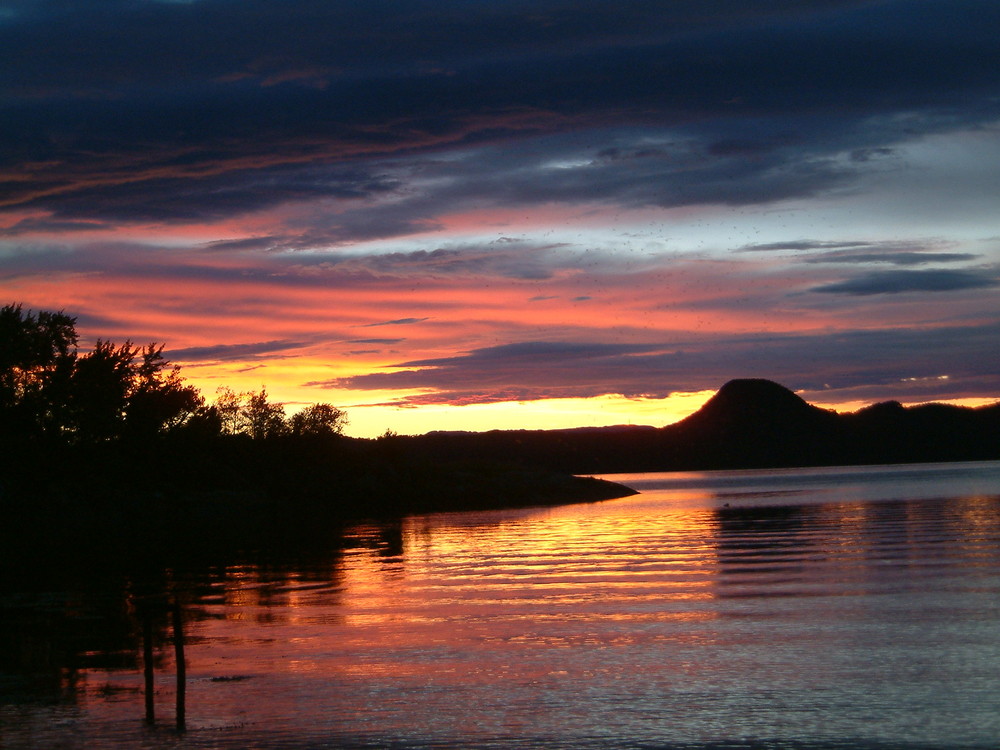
left=172, top=598, right=186, bottom=731
left=142, top=611, right=155, bottom=725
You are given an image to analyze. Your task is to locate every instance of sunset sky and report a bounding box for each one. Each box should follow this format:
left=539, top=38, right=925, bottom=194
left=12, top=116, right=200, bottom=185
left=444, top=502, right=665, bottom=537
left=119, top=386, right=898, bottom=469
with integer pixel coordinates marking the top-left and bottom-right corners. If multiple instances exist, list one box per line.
left=2, top=0, right=999, bottom=437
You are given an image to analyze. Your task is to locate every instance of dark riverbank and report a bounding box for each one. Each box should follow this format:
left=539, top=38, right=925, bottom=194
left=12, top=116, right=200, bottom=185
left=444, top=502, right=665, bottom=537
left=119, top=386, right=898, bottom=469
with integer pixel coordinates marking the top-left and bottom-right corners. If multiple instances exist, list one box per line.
left=390, top=379, right=1000, bottom=474
left=0, top=431, right=634, bottom=568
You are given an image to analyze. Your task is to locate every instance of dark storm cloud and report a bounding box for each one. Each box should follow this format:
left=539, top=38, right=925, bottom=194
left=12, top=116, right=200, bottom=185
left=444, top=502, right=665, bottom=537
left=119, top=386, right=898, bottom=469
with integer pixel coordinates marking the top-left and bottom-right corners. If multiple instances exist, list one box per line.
left=443, top=127, right=862, bottom=212
left=740, top=240, right=881, bottom=253
left=167, top=340, right=309, bottom=363
left=167, top=336, right=408, bottom=364
left=7, top=164, right=403, bottom=225
left=740, top=239, right=980, bottom=266
left=0, top=240, right=278, bottom=285
left=805, top=251, right=980, bottom=266
left=3, top=1, right=1000, bottom=226
left=0, top=217, right=114, bottom=236
left=0, top=234, right=608, bottom=293
left=812, top=269, right=1000, bottom=295
left=323, top=241, right=575, bottom=280
left=307, top=341, right=667, bottom=401
left=201, top=210, right=444, bottom=252
left=403, top=341, right=662, bottom=367
left=361, top=318, right=430, bottom=328
left=203, top=237, right=286, bottom=253
left=0, top=1, right=887, bottom=97
left=318, top=322, right=1000, bottom=406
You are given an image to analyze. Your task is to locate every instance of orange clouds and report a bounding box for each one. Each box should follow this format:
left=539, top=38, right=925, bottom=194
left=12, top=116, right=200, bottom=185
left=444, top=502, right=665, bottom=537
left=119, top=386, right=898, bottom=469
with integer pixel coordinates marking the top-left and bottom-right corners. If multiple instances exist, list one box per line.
left=6, top=224, right=996, bottom=440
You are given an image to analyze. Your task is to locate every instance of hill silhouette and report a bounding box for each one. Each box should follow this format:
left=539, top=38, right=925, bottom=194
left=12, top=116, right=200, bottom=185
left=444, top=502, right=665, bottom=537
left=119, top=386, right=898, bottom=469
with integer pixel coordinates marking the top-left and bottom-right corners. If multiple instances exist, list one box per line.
left=678, top=378, right=835, bottom=430
left=665, top=378, right=841, bottom=468
left=395, top=379, right=1000, bottom=473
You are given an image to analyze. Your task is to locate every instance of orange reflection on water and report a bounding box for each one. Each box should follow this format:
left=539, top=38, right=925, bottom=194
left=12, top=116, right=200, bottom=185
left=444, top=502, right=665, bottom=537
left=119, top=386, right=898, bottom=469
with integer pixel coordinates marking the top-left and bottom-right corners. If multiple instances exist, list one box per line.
left=23, top=465, right=1000, bottom=747
left=178, top=494, right=728, bottom=717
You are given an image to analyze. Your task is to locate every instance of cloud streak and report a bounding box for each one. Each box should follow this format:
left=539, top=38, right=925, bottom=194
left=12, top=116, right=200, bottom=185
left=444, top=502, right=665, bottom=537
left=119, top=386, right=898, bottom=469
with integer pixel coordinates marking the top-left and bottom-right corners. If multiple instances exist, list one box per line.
left=812, top=269, right=1000, bottom=295
left=320, top=322, right=1000, bottom=408
left=167, top=340, right=310, bottom=363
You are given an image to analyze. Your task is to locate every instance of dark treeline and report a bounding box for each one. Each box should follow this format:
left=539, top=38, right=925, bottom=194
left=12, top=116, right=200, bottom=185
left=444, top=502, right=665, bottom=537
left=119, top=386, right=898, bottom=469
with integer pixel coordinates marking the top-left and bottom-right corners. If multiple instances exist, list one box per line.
left=0, top=303, right=347, bottom=444
left=397, top=379, right=1000, bottom=474
left=1, top=304, right=630, bottom=562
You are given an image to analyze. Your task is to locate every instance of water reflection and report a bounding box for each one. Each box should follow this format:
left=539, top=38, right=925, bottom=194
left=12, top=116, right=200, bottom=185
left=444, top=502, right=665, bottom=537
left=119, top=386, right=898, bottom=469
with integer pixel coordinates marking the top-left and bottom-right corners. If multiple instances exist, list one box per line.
left=2, top=463, right=1000, bottom=748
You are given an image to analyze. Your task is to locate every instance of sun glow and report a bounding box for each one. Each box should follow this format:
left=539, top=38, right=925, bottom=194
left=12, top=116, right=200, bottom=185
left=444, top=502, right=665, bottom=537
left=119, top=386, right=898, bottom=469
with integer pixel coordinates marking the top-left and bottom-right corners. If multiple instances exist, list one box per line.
left=326, top=390, right=717, bottom=438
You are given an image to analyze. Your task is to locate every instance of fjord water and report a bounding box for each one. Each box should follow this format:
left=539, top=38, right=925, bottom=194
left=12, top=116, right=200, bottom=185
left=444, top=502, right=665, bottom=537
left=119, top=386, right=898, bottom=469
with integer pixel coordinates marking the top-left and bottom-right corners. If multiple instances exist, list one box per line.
left=3, top=462, right=1000, bottom=749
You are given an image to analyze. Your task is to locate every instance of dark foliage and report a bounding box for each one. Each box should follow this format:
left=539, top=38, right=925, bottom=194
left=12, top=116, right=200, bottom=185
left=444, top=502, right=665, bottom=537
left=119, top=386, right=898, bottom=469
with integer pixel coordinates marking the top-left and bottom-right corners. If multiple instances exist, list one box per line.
left=1, top=306, right=633, bottom=564
left=0, top=304, right=204, bottom=445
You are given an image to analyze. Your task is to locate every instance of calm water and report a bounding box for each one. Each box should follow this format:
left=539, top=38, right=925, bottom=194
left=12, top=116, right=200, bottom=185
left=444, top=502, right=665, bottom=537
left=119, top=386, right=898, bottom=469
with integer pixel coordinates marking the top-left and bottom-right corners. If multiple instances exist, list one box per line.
left=3, top=461, right=1000, bottom=749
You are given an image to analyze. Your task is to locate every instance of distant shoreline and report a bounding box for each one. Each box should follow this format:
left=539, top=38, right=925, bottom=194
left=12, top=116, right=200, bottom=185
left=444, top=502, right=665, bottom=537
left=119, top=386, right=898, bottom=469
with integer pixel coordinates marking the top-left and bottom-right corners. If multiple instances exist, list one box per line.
left=3, top=378, right=997, bottom=570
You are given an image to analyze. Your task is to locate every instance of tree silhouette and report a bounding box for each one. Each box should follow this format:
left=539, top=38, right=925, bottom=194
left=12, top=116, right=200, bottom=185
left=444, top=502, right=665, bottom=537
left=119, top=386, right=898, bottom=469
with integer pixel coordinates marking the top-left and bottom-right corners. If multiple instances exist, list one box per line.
left=289, top=403, right=348, bottom=437
left=0, top=303, right=78, bottom=438
left=65, top=340, right=204, bottom=443
left=211, top=386, right=290, bottom=439
left=2, top=305, right=203, bottom=443
left=126, top=344, right=204, bottom=438
left=68, top=339, right=136, bottom=441
left=246, top=388, right=288, bottom=440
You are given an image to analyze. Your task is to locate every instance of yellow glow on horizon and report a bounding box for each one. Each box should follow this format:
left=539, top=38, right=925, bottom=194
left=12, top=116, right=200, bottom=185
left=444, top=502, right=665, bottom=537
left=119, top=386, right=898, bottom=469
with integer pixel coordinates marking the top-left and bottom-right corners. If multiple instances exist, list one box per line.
left=170, top=347, right=721, bottom=438
left=332, top=390, right=718, bottom=438
left=174, top=354, right=1000, bottom=440
left=179, top=362, right=717, bottom=437
left=814, top=396, right=999, bottom=415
